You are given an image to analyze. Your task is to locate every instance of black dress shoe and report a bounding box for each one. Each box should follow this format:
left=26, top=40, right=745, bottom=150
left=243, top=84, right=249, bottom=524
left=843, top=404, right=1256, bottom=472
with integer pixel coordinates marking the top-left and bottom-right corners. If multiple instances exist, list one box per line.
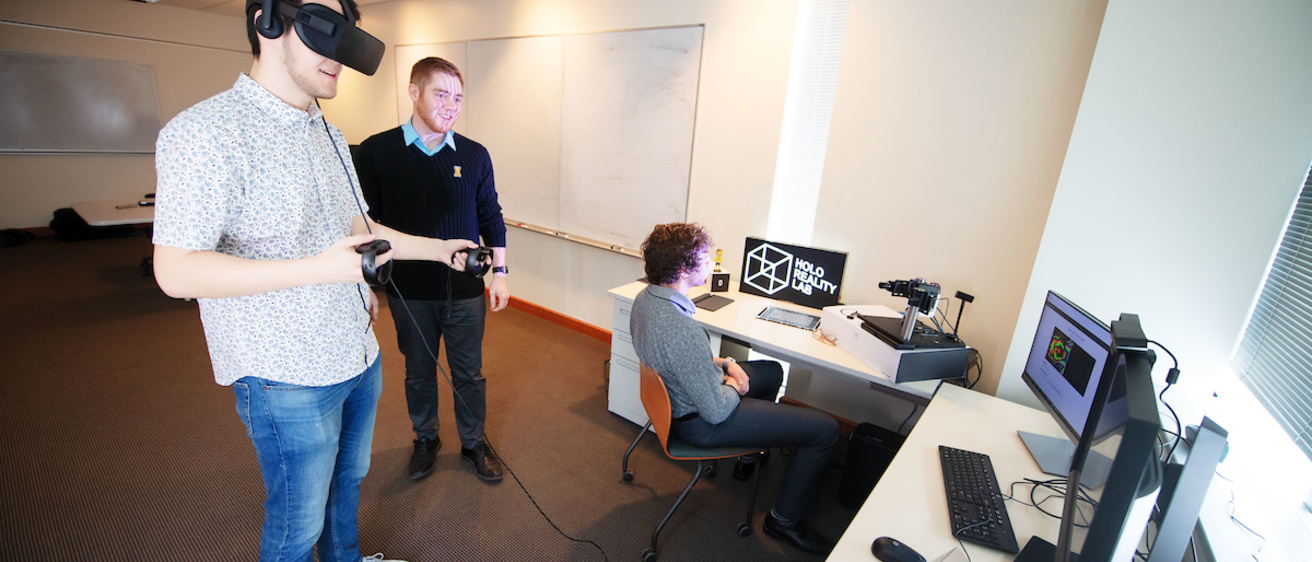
left=763, top=513, right=835, bottom=555
left=407, top=437, right=440, bottom=481
left=460, top=441, right=504, bottom=482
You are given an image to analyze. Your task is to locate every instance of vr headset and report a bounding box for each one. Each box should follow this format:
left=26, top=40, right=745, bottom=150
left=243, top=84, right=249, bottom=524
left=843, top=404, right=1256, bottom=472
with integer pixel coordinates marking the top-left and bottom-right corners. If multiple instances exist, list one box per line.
left=247, top=0, right=385, bottom=76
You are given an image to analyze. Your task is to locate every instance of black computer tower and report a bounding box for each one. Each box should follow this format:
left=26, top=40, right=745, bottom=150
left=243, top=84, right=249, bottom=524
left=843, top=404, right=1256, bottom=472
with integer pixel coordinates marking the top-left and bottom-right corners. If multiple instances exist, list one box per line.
left=837, top=422, right=906, bottom=510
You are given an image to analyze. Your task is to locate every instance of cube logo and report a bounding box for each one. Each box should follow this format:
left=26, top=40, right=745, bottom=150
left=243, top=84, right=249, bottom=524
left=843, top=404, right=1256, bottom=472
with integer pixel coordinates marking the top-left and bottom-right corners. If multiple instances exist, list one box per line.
left=744, top=243, right=793, bottom=295
left=739, top=237, right=847, bottom=309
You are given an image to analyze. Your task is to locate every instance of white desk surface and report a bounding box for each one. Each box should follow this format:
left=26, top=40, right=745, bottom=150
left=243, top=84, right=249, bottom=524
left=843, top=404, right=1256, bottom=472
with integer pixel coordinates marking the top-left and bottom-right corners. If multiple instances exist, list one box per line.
left=72, top=200, right=154, bottom=226
left=607, top=281, right=937, bottom=402
left=828, top=383, right=1064, bottom=562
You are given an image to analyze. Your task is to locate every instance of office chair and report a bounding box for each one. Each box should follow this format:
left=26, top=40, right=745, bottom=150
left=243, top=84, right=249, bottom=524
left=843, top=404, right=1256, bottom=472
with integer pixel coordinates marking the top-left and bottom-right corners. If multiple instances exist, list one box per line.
left=620, top=363, right=768, bottom=562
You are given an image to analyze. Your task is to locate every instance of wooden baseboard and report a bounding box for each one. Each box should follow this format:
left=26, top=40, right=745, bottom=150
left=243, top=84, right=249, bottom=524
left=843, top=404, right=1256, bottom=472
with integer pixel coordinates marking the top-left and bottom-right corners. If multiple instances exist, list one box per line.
left=19, top=226, right=54, bottom=238
left=502, top=294, right=612, bottom=343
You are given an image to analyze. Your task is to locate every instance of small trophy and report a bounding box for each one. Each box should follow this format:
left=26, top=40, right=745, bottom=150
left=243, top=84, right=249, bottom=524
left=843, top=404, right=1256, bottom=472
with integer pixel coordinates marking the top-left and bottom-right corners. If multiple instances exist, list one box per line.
left=710, top=249, right=730, bottom=292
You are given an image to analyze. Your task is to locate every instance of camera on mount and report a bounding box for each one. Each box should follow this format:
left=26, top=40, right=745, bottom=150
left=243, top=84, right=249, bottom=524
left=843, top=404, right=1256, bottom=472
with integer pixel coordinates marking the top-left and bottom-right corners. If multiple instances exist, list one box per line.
left=878, top=279, right=941, bottom=318
left=464, top=246, right=494, bottom=278
left=861, top=278, right=964, bottom=351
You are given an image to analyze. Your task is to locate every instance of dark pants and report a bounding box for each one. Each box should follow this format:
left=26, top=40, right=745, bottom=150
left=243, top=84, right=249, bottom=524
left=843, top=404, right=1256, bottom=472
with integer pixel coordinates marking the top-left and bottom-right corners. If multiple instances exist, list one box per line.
left=672, top=361, right=840, bottom=521
left=387, top=294, right=487, bottom=449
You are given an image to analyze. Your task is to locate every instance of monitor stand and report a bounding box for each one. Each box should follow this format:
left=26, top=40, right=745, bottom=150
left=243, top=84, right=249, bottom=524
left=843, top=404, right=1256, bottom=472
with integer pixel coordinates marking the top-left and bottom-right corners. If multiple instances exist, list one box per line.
left=1018, top=431, right=1113, bottom=489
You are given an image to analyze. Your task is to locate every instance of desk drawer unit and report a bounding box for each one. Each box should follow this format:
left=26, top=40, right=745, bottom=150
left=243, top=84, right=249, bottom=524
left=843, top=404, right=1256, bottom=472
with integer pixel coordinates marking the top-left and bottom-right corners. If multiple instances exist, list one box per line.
left=607, top=353, right=648, bottom=426
left=608, top=298, right=648, bottom=426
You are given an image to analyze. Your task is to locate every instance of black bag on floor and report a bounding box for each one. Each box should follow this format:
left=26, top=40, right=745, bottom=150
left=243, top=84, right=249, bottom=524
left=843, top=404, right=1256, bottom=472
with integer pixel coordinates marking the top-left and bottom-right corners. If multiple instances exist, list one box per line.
left=0, top=229, right=36, bottom=247
left=49, top=208, right=135, bottom=242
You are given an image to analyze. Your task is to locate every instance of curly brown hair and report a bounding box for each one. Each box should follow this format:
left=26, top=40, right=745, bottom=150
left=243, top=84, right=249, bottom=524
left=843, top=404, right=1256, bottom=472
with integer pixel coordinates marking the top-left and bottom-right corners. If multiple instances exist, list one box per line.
left=641, top=223, right=712, bottom=286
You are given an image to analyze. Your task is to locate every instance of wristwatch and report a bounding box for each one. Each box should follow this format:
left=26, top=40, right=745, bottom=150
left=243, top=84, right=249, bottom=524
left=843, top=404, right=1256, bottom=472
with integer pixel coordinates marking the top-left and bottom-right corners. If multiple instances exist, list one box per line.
left=722, top=356, right=736, bottom=371
left=492, top=266, right=508, bottom=276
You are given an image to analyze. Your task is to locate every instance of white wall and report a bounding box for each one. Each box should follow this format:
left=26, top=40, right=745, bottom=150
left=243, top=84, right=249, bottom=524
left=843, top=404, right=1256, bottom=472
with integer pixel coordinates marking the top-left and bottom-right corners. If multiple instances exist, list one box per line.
left=0, top=0, right=250, bottom=230
left=997, top=0, right=1312, bottom=417
left=816, top=1, right=1107, bottom=396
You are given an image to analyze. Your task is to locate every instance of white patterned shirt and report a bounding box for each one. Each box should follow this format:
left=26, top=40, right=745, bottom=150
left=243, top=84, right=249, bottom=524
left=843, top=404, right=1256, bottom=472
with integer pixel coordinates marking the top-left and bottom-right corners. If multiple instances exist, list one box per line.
left=153, top=74, right=379, bottom=387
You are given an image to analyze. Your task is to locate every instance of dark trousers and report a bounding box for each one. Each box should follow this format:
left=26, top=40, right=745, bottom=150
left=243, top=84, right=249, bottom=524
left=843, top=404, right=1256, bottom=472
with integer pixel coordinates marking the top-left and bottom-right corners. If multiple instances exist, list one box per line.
left=672, top=361, right=840, bottom=521
left=387, top=294, right=487, bottom=449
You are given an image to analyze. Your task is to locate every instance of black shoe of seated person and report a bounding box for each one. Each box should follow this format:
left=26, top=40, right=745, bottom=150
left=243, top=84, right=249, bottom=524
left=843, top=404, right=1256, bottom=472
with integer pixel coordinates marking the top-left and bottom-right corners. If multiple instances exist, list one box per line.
left=461, top=441, right=504, bottom=482
left=763, top=512, right=835, bottom=555
left=407, top=437, right=440, bottom=481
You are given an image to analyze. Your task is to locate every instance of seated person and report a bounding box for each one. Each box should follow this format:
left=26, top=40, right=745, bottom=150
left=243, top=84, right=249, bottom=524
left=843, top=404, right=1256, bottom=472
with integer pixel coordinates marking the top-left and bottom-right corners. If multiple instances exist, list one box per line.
left=629, top=222, right=841, bottom=555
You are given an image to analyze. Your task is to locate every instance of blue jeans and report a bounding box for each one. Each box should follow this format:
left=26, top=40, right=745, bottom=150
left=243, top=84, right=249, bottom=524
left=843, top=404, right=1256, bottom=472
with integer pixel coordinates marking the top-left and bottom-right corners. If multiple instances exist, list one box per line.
left=232, top=357, right=381, bottom=562
left=387, top=294, right=487, bottom=449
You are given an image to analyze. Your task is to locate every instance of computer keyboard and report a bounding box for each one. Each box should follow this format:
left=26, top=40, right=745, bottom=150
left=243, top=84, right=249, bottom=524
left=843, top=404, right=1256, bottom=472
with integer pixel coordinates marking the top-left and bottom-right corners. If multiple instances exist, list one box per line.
left=755, top=306, right=821, bottom=331
left=938, top=445, right=1021, bottom=553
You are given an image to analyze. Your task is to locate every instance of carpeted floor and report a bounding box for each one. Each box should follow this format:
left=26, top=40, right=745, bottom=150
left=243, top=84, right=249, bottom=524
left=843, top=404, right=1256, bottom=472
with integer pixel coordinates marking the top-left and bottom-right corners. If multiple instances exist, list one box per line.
left=0, top=234, right=858, bottom=561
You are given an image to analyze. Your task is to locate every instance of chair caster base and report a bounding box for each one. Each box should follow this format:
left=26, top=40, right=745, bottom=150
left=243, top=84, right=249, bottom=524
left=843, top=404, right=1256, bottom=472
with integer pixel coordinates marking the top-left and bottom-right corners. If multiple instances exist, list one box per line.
left=737, top=522, right=752, bottom=537
left=642, top=547, right=658, bottom=562
left=623, top=469, right=634, bottom=482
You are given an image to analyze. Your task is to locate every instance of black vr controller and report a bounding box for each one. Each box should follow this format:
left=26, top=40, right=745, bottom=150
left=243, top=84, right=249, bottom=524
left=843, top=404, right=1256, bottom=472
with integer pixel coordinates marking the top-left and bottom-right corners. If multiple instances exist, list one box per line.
left=463, top=246, right=494, bottom=279
left=355, top=239, right=392, bottom=286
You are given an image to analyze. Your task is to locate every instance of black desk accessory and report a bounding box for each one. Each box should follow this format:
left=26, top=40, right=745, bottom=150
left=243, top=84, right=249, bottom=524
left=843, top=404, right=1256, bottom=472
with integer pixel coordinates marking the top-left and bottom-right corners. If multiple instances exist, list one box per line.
left=710, top=272, right=730, bottom=292
left=872, top=536, right=926, bottom=562
left=692, top=293, right=733, bottom=312
left=355, top=239, right=391, bottom=286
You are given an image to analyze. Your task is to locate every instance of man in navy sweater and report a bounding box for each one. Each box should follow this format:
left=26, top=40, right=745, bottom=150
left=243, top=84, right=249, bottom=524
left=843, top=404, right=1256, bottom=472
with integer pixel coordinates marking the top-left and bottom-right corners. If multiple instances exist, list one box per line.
left=354, top=57, right=509, bottom=483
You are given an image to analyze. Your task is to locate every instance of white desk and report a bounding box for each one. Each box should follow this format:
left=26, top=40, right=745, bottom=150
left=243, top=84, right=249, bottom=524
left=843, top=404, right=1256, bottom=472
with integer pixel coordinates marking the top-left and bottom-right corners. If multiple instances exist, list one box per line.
left=828, top=383, right=1064, bottom=562
left=605, top=281, right=939, bottom=426
left=71, top=200, right=154, bottom=226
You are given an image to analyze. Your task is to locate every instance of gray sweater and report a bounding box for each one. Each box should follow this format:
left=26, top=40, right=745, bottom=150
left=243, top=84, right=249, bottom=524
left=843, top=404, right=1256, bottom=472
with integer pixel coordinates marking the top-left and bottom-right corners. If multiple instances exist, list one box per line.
left=629, top=284, right=740, bottom=424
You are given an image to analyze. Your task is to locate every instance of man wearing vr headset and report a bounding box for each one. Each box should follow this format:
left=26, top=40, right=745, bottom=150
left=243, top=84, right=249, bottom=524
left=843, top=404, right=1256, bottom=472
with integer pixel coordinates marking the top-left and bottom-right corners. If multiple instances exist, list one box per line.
left=151, top=1, right=474, bottom=560
left=354, top=57, right=509, bottom=484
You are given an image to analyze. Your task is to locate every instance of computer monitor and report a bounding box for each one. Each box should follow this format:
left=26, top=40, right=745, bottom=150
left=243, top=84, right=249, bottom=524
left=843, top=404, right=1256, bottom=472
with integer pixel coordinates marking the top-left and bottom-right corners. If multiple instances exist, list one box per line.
left=1145, top=417, right=1227, bottom=562
left=1023, top=292, right=1125, bottom=443
left=1016, top=311, right=1164, bottom=562
left=1018, top=292, right=1126, bottom=487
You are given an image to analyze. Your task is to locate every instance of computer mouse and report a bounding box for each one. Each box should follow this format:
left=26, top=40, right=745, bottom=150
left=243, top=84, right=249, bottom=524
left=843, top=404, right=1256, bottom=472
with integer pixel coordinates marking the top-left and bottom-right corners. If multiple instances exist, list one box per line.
left=871, top=536, right=926, bottom=562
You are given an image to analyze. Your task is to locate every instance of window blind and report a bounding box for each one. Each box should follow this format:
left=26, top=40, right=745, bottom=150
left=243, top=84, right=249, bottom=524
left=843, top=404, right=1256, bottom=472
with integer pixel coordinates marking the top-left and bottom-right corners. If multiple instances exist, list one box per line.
left=1231, top=163, right=1312, bottom=460
left=766, top=0, right=850, bottom=245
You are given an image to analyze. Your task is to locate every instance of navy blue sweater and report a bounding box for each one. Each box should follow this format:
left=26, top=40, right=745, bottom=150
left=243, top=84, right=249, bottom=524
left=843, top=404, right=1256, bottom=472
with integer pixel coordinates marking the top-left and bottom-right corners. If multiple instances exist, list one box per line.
left=354, top=128, right=506, bottom=300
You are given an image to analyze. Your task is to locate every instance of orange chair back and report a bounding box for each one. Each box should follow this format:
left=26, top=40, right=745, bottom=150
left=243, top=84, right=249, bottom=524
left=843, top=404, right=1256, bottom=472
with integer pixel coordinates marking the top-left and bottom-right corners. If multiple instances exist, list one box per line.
left=638, top=363, right=676, bottom=456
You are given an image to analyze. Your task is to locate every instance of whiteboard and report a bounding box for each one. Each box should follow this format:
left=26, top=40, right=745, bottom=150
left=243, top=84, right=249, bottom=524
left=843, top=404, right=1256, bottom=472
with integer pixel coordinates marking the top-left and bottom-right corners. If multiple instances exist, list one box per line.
left=0, top=50, right=161, bottom=153
left=560, top=27, right=702, bottom=249
left=467, top=36, right=564, bottom=232
left=393, top=26, right=703, bottom=251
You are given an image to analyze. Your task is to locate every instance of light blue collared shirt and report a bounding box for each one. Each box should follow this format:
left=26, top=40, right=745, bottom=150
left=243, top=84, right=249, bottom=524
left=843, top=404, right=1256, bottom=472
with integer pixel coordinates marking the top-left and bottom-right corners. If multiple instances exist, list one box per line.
left=401, top=118, right=457, bottom=156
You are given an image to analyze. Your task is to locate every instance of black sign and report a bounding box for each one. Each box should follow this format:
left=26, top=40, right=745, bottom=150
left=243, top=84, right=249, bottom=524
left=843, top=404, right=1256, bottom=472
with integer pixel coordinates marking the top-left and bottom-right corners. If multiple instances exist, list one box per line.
left=739, top=237, right=847, bottom=308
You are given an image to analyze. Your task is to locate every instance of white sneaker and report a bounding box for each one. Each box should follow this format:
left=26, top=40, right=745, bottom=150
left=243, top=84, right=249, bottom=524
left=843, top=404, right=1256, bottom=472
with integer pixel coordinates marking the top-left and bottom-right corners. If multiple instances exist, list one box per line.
left=363, top=554, right=407, bottom=562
